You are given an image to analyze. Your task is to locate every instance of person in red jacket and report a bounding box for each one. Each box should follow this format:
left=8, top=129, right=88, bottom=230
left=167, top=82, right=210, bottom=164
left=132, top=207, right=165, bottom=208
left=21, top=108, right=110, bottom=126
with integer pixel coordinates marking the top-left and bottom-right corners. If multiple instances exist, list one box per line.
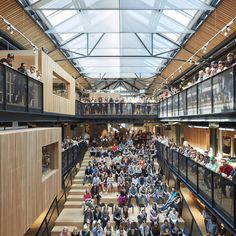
left=219, top=159, right=233, bottom=176
left=112, top=144, right=118, bottom=152
left=218, top=159, right=233, bottom=196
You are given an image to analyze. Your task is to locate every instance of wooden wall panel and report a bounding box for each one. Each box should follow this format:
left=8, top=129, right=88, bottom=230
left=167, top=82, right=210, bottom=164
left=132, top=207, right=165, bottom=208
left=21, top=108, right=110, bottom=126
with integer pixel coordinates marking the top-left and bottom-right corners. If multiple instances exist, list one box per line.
left=0, top=0, right=89, bottom=89
left=40, top=51, right=75, bottom=115
left=0, top=128, right=61, bottom=236
left=183, top=126, right=210, bottom=150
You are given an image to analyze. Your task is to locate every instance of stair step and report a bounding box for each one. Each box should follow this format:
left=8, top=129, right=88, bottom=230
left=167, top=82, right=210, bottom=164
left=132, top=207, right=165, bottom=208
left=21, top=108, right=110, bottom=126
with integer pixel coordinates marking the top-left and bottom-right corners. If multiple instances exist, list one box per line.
left=67, top=195, right=84, bottom=201
left=64, top=201, right=83, bottom=208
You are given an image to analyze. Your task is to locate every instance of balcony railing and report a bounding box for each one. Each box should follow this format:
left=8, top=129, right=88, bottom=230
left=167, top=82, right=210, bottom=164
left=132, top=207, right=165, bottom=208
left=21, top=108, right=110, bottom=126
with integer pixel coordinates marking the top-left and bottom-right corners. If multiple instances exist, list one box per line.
left=156, top=141, right=236, bottom=233
left=61, top=141, right=87, bottom=176
left=0, top=63, right=43, bottom=113
left=159, top=66, right=236, bottom=118
left=76, top=101, right=159, bottom=116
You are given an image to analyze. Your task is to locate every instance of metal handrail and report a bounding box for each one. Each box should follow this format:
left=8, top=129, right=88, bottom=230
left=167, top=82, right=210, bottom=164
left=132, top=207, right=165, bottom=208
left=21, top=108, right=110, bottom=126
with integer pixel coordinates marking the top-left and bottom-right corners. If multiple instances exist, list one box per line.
left=156, top=141, right=236, bottom=234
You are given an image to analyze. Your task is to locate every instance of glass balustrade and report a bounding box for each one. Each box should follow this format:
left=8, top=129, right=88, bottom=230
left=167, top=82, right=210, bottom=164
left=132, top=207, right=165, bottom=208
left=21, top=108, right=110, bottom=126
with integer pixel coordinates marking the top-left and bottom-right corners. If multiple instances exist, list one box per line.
left=156, top=141, right=235, bottom=229
left=0, top=63, right=43, bottom=112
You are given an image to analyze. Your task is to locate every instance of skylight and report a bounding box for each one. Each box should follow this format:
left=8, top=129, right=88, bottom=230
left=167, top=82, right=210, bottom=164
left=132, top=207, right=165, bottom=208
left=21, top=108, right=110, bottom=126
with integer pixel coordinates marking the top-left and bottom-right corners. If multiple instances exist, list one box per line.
left=25, top=0, right=214, bottom=91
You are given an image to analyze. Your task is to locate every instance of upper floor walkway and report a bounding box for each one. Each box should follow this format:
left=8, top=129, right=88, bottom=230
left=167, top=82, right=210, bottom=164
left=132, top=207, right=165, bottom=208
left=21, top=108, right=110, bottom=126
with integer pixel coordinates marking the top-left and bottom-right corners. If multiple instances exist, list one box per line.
left=1, top=54, right=236, bottom=123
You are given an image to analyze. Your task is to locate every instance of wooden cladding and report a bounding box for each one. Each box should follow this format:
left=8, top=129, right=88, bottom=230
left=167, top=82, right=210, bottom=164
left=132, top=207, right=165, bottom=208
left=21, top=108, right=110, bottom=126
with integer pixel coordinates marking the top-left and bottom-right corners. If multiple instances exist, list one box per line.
left=183, top=126, right=210, bottom=150
left=0, top=128, right=62, bottom=236
left=40, top=51, right=76, bottom=115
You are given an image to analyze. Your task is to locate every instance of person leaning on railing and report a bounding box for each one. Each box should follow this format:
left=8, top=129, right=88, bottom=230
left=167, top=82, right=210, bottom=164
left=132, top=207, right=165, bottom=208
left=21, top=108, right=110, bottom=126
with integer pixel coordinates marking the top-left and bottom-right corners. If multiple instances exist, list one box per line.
left=0, top=53, right=14, bottom=67
left=218, top=159, right=233, bottom=197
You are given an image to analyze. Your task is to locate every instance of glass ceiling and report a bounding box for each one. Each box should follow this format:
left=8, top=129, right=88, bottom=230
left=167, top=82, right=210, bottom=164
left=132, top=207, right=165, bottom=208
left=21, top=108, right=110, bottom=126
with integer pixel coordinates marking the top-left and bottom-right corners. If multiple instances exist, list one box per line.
left=25, top=0, right=214, bottom=91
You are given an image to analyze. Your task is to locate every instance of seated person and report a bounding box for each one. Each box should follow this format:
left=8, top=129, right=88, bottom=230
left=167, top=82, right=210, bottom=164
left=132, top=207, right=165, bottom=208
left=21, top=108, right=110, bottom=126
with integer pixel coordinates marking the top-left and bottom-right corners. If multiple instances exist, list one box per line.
left=90, top=147, right=97, bottom=157
left=93, top=206, right=102, bottom=226
left=82, top=223, right=90, bottom=236
left=106, top=173, right=114, bottom=193
left=137, top=209, right=147, bottom=225
left=84, top=206, right=93, bottom=226
left=160, top=219, right=171, bottom=236
left=138, top=175, right=146, bottom=186
left=71, top=227, right=80, bottom=236
left=139, top=185, right=148, bottom=206
left=101, top=208, right=110, bottom=229
left=128, top=183, right=139, bottom=205
left=84, top=162, right=93, bottom=185
left=150, top=203, right=159, bottom=226
left=118, top=189, right=128, bottom=207
left=83, top=188, right=94, bottom=208
left=60, top=227, right=72, bottom=236
left=92, top=221, right=103, bottom=236
left=117, top=174, right=126, bottom=192
left=159, top=188, right=178, bottom=212
left=153, top=184, right=165, bottom=203
left=104, top=221, right=114, bottom=236
left=171, top=224, right=183, bottom=236
left=166, top=208, right=179, bottom=225
left=113, top=205, right=122, bottom=230
left=139, top=222, right=150, bottom=236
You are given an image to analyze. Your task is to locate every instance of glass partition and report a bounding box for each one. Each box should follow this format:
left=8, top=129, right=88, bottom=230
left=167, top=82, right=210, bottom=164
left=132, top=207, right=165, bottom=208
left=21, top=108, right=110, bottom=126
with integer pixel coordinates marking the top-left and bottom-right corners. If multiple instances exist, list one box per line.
left=167, top=97, right=172, bottom=117
left=179, top=153, right=186, bottom=180
left=28, top=78, right=43, bottom=110
left=179, top=90, right=187, bottom=116
left=212, top=68, right=234, bottom=113
left=160, top=101, right=164, bottom=117
left=172, top=149, right=179, bottom=172
left=213, top=172, right=234, bottom=223
left=187, top=86, right=197, bottom=115
left=0, top=64, right=4, bottom=106
left=198, top=79, right=212, bottom=114
left=156, top=141, right=236, bottom=232
left=0, top=63, right=43, bottom=113
left=186, top=158, right=197, bottom=190
left=198, top=165, right=212, bottom=202
left=6, top=66, right=27, bottom=109
left=173, top=94, right=179, bottom=117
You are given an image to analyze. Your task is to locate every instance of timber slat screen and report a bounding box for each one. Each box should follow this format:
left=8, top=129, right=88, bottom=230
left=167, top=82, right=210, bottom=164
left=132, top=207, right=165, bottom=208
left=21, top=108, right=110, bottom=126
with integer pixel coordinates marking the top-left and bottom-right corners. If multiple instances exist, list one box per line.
left=0, top=63, right=43, bottom=113
left=156, top=141, right=236, bottom=233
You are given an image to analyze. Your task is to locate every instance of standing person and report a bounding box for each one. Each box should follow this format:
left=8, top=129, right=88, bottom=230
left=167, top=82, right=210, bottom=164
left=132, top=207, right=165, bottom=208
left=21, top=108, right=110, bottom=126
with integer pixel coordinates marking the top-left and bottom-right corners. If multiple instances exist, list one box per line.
left=218, top=159, right=233, bottom=196
left=109, top=97, right=114, bottom=114
left=17, top=63, right=27, bottom=74
left=115, top=97, right=120, bottom=114
left=27, top=65, right=37, bottom=79
left=224, top=52, right=236, bottom=68
left=0, top=53, right=14, bottom=67
left=120, top=97, right=124, bottom=115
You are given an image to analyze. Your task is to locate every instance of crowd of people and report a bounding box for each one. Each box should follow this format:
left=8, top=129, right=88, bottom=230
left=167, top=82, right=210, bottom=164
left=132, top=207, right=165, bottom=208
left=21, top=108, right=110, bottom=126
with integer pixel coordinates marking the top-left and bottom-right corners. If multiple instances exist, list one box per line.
left=0, top=53, right=41, bottom=80
left=157, top=135, right=235, bottom=197
left=61, top=136, right=185, bottom=236
left=158, top=52, right=236, bottom=101
left=79, top=96, right=158, bottom=115
left=62, top=136, right=85, bottom=151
